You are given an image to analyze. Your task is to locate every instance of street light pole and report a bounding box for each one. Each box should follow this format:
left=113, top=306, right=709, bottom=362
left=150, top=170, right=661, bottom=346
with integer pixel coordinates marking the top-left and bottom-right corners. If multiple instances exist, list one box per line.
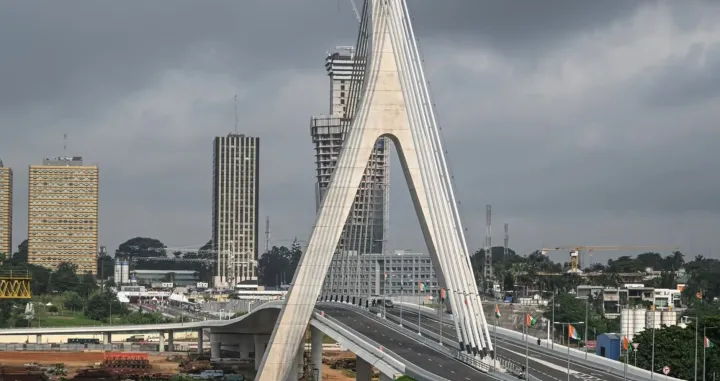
left=584, top=298, right=589, bottom=360
left=552, top=293, right=556, bottom=350
left=554, top=320, right=584, bottom=381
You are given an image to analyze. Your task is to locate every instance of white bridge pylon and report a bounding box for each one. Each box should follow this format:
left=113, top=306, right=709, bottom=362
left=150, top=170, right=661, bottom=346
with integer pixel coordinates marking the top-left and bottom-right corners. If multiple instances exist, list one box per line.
left=256, top=1, right=493, bottom=379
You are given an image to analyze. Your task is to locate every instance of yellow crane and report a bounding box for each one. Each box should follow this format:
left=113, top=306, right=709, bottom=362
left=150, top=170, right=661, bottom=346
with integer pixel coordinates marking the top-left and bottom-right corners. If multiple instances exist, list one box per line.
left=0, top=270, right=31, bottom=299
left=540, top=246, right=678, bottom=273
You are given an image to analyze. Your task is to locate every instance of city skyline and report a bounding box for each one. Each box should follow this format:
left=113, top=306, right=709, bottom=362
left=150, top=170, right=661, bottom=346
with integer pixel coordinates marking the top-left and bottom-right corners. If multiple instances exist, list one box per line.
left=1, top=1, right=719, bottom=262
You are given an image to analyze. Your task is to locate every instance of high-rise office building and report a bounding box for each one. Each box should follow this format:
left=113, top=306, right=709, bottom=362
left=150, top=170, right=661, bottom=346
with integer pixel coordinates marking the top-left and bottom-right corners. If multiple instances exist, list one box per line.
left=309, top=46, right=389, bottom=256
left=28, top=157, right=98, bottom=274
left=212, top=134, right=260, bottom=288
left=0, top=160, right=12, bottom=257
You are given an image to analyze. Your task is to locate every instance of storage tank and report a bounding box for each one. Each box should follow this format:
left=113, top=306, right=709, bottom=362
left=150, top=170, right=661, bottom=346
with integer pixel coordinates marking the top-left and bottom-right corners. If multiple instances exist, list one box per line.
left=120, top=261, right=130, bottom=284
left=632, top=308, right=647, bottom=341
left=646, top=311, right=662, bottom=329
left=114, top=262, right=122, bottom=283
left=620, top=309, right=631, bottom=339
left=661, top=310, right=677, bottom=327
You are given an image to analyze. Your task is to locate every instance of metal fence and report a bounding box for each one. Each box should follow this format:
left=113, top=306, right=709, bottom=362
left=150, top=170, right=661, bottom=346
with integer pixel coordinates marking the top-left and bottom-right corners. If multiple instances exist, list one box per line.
left=333, top=304, right=493, bottom=373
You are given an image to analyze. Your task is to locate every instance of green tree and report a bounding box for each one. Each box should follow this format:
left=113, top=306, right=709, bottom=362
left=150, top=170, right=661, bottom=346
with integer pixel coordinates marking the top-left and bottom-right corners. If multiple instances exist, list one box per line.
left=78, top=272, right=98, bottom=297
left=63, top=291, right=86, bottom=311
left=11, top=239, right=28, bottom=263
left=258, top=246, right=297, bottom=287
left=116, top=237, right=166, bottom=258
left=85, top=289, right=128, bottom=322
left=53, top=262, right=80, bottom=293
left=96, top=253, right=114, bottom=280
left=633, top=324, right=718, bottom=380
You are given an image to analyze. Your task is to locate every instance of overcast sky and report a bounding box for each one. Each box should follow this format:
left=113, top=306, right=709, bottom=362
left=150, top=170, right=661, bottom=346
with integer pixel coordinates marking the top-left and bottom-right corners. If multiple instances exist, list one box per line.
left=1, top=0, right=719, bottom=264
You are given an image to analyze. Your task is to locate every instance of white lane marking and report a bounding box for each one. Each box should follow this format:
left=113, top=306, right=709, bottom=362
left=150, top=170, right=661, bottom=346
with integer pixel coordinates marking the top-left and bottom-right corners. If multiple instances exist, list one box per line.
left=504, top=347, right=579, bottom=375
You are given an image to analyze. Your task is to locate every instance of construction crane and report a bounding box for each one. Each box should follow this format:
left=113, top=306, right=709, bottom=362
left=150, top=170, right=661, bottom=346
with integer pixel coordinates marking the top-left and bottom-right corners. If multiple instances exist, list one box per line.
left=540, top=246, right=679, bottom=274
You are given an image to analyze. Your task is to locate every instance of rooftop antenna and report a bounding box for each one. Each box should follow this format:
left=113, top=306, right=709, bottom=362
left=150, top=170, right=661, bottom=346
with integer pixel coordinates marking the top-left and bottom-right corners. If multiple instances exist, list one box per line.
left=234, top=94, right=238, bottom=134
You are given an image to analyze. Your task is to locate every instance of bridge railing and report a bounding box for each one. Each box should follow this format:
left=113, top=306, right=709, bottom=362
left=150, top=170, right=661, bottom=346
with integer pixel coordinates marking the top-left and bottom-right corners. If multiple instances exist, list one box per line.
left=401, top=303, right=685, bottom=381
left=315, top=310, right=451, bottom=381
left=323, top=303, right=492, bottom=373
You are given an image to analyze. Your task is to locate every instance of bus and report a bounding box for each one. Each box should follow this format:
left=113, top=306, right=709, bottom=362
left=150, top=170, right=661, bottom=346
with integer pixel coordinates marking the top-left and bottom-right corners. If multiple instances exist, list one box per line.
left=68, top=338, right=100, bottom=344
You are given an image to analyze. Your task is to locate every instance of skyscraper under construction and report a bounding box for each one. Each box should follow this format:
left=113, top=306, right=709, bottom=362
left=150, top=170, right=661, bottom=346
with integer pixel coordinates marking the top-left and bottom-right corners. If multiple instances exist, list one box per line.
left=309, top=46, right=389, bottom=256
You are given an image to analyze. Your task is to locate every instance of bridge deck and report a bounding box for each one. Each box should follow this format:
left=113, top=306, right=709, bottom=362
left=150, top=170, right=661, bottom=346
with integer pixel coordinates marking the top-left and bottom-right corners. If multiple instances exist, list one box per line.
left=387, top=307, right=634, bottom=381
left=320, top=305, right=494, bottom=381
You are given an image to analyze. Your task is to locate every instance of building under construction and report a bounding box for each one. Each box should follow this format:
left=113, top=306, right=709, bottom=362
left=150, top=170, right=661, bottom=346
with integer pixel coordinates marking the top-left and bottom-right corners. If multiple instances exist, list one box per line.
left=309, top=46, right=389, bottom=256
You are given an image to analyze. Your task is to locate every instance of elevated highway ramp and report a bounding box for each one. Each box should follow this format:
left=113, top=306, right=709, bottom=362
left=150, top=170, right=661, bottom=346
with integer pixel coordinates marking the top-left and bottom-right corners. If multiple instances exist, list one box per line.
left=318, top=304, right=496, bottom=381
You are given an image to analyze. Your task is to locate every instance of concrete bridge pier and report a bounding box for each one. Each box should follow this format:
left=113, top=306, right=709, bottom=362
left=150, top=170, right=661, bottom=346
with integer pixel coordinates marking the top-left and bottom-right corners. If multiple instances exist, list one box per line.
left=310, top=326, right=323, bottom=381
left=167, top=331, right=174, bottom=352
left=237, top=335, right=254, bottom=359
left=158, top=332, right=165, bottom=353
left=197, top=329, right=204, bottom=353
left=103, top=333, right=112, bottom=344
left=210, top=333, right=221, bottom=358
left=35, top=334, right=41, bottom=344
left=356, top=357, right=372, bottom=381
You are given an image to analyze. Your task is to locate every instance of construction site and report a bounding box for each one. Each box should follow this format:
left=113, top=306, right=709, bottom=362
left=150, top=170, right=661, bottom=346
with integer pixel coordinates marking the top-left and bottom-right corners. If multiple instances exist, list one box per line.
left=0, top=350, right=363, bottom=381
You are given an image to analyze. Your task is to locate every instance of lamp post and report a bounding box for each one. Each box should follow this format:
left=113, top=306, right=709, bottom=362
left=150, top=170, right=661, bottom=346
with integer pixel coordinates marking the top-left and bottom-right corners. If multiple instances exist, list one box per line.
left=704, top=326, right=719, bottom=381
left=584, top=298, right=589, bottom=360
left=554, top=320, right=584, bottom=381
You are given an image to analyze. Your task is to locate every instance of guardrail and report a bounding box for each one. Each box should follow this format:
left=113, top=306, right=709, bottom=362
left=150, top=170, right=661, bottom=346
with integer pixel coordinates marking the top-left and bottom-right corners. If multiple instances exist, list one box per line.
left=316, top=310, right=450, bottom=381
left=311, top=311, right=408, bottom=380
left=324, top=303, right=494, bottom=374
left=397, top=303, right=684, bottom=381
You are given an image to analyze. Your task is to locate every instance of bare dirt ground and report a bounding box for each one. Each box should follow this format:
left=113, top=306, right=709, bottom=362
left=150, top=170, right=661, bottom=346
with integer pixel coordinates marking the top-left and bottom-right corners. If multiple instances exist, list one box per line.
left=0, top=351, right=363, bottom=380
left=321, top=352, right=357, bottom=381
left=0, top=352, right=179, bottom=376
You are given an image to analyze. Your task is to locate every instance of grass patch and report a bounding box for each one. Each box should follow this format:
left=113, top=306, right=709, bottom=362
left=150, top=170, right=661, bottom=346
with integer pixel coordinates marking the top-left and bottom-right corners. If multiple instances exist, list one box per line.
left=322, top=334, right=336, bottom=344
left=35, top=312, right=102, bottom=327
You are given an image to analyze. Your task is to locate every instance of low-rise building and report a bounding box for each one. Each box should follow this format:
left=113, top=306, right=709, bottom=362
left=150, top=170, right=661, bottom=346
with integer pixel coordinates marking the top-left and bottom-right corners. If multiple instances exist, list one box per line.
left=323, top=250, right=440, bottom=304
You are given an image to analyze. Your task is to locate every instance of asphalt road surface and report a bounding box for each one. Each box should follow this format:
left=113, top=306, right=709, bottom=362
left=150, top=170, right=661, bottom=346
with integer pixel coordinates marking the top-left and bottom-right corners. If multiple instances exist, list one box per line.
left=317, top=304, right=496, bottom=381
left=384, top=307, right=634, bottom=381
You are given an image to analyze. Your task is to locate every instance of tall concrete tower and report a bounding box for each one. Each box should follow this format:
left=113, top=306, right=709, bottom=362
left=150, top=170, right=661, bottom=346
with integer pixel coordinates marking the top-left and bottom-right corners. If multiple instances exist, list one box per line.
left=309, top=47, right=389, bottom=256
left=0, top=160, right=12, bottom=257
left=212, top=133, right=260, bottom=289
left=28, top=157, right=98, bottom=274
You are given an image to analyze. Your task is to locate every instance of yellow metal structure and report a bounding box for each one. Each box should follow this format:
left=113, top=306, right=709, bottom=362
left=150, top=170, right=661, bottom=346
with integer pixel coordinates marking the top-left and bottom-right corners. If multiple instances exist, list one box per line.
left=0, top=270, right=31, bottom=299
left=540, top=246, right=679, bottom=273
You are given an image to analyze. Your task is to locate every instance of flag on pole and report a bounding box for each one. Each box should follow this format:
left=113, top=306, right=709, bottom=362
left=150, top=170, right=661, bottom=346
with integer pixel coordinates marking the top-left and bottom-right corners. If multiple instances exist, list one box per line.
left=495, top=304, right=501, bottom=319
left=705, top=337, right=715, bottom=349
left=526, top=314, right=537, bottom=327
left=622, top=336, right=630, bottom=351
left=568, top=324, right=581, bottom=340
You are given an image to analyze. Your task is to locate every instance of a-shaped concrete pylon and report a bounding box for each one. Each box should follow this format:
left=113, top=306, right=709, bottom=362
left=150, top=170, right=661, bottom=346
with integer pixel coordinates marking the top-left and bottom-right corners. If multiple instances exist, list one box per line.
left=256, top=1, right=493, bottom=379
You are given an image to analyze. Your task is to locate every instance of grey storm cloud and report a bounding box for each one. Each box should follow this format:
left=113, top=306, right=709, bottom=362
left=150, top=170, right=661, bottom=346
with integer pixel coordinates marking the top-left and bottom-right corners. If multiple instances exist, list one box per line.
left=1, top=0, right=719, bottom=259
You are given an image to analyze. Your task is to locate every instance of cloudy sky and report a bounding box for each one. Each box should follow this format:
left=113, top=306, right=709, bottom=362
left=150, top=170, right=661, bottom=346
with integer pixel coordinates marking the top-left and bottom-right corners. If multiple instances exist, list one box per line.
left=1, top=0, right=719, bottom=265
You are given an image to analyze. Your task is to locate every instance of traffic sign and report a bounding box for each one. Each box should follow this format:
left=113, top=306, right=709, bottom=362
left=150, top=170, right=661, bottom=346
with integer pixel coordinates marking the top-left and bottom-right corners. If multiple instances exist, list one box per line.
left=662, top=366, right=670, bottom=375
left=632, top=343, right=639, bottom=350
